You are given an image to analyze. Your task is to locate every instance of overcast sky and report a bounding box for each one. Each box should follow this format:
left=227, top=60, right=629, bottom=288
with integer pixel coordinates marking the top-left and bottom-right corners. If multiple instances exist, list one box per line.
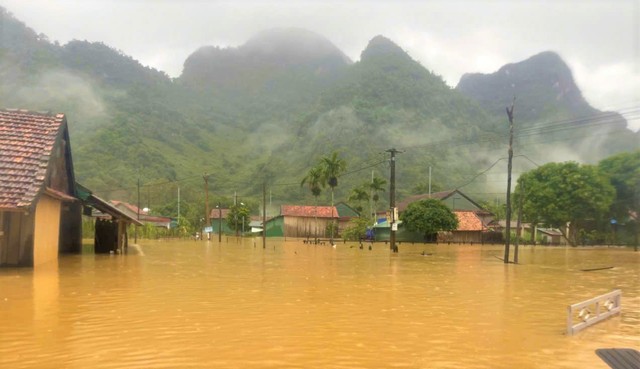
left=2, top=0, right=639, bottom=130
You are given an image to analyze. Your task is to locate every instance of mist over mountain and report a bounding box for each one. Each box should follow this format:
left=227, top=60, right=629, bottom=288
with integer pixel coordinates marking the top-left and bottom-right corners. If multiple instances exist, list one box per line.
left=1, top=5, right=637, bottom=224
left=456, top=51, right=638, bottom=162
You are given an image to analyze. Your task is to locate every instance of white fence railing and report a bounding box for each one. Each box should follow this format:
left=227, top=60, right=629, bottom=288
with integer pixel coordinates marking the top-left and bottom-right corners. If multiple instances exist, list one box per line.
left=567, top=289, right=621, bottom=336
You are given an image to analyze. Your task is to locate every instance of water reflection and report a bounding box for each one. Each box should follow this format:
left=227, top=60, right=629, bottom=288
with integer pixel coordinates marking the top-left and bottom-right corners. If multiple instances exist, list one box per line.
left=0, top=241, right=638, bottom=368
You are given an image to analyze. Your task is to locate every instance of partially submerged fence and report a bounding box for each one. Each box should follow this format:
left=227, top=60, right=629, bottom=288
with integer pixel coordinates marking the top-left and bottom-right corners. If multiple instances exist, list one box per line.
left=567, top=289, right=621, bottom=336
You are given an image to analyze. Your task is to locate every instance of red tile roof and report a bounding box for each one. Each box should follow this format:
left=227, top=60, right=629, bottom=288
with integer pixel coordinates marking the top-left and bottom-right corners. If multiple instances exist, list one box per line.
left=209, top=208, right=230, bottom=219
left=454, top=211, right=485, bottom=231
left=281, top=205, right=338, bottom=218
left=0, top=109, right=67, bottom=210
left=111, top=200, right=147, bottom=215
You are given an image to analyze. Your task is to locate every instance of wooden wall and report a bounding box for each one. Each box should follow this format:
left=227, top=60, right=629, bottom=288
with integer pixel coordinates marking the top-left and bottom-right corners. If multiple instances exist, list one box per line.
left=0, top=211, right=35, bottom=266
left=283, top=217, right=331, bottom=238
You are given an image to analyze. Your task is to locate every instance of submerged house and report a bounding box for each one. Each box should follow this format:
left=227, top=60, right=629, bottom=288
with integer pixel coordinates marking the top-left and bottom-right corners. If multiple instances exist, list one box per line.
left=0, top=110, right=82, bottom=267
left=76, top=184, right=143, bottom=253
left=110, top=200, right=172, bottom=229
left=377, top=189, right=498, bottom=243
left=209, top=207, right=232, bottom=234
left=265, top=205, right=338, bottom=238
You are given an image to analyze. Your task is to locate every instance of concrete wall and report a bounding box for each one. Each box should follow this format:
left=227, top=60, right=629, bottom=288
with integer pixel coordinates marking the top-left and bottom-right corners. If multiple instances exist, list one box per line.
left=33, top=194, right=61, bottom=266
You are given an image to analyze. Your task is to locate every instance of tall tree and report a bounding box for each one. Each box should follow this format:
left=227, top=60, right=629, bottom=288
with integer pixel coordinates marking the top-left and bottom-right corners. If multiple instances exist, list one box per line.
left=598, top=151, right=640, bottom=220
left=598, top=151, right=640, bottom=249
left=517, top=161, right=615, bottom=245
left=301, top=165, right=324, bottom=238
left=226, top=203, right=250, bottom=236
left=348, top=185, right=369, bottom=214
left=401, top=199, right=458, bottom=239
left=319, top=151, right=347, bottom=241
left=369, top=175, right=387, bottom=220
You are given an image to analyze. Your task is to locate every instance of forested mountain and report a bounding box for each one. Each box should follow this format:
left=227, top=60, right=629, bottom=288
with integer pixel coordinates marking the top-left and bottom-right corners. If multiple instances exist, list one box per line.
left=1, top=6, right=637, bottom=226
left=456, top=52, right=639, bottom=162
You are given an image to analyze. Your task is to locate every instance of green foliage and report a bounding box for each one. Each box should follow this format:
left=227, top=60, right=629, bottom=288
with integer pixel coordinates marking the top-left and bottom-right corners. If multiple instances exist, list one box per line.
left=226, top=203, right=251, bottom=234
left=319, top=151, right=347, bottom=189
left=325, top=221, right=339, bottom=238
left=516, top=161, right=615, bottom=245
left=342, top=217, right=370, bottom=241
left=401, top=199, right=458, bottom=236
left=598, top=150, right=640, bottom=221
left=2, top=7, right=635, bottom=229
left=348, top=185, right=369, bottom=213
left=301, top=165, right=324, bottom=198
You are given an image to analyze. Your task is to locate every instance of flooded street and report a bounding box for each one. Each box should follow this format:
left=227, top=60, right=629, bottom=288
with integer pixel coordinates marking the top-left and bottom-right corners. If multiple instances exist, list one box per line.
left=1, top=240, right=638, bottom=368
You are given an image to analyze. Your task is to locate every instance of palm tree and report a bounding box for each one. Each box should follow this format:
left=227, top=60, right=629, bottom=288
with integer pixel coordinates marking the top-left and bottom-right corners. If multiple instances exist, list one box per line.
left=348, top=185, right=369, bottom=214
left=319, top=151, right=347, bottom=242
left=301, top=165, right=324, bottom=239
left=370, top=175, right=387, bottom=221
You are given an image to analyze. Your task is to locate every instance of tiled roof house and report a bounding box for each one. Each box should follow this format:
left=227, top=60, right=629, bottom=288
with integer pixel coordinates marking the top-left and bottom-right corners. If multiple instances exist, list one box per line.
left=110, top=200, right=172, bottom=228
left=265, top=205, right=340, bottom=238
left=0, top=109, right=82, bottom=266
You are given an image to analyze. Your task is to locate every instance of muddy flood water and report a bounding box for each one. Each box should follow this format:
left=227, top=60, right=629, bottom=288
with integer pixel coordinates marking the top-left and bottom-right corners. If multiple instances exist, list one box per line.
left=0, top=239, right=638, bottom=369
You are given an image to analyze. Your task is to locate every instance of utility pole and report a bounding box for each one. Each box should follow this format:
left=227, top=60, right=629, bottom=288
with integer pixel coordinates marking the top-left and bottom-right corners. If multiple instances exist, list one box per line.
left=234, top=191, right=238, bottom=237
left=135, top=178, right=140, bottom=243
left=514, top=182, right=524, bottom=264
left=203, top=174, right=210, bottom=233
left=504, top=97, right=515, bottom=263
left=387, top=148, right=400, bottom=253
left=263, top=182, right=267, bottom=249
left=177, top=186, right=180, bottom=220
left=217, top=203, right=222, bottom=243
left=370, top=170, right=374, bottom=221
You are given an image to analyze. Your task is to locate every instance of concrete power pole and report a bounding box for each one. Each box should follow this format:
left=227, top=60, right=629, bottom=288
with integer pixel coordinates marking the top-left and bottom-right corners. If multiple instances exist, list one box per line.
left=504, top=97, right=515, bottom=263
left=387, top=148, right=400, bottom=253
left=263, top=182, right=267, bottom=249
left=203, top=174, right=210, bottom=230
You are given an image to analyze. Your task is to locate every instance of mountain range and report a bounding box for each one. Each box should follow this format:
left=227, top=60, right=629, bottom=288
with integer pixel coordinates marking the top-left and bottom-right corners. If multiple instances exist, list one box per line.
left=1, top=6, right=637, bottom=222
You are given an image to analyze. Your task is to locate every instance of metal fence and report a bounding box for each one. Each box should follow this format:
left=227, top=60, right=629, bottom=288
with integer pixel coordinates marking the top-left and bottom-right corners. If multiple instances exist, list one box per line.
left=567, top=289, right=622, bottom=336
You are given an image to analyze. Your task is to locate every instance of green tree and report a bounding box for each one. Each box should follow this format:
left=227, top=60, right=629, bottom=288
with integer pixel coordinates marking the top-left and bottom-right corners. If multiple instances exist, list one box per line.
left=301, top=165, right=324, bottom=238
left=598, top=150, right=640, bottom=249
left=598, top=151, right=640, bottom=219
left=401, top=198, right=458, bottom=238
left=348, top=184, right=369, bottom=213
left=369, top=175, right=387, bottom=219
left=226, top=203, right=250, bottom=236
left=319, top=151, right=347, bottom=241
left=516, top=161, right=615, bottom=245
left=342, top=217, right=370, bottom=241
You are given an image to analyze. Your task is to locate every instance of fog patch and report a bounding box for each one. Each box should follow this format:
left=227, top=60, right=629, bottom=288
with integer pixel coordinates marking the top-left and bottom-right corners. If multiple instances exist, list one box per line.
left=13, top=69, right=107, bottom=130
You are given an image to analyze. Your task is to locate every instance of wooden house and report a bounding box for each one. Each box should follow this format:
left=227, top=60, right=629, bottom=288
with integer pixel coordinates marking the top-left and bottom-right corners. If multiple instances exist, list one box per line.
left=208, top=207, right=232, bottom=234
left=76, top=183, right=143, bottom=253
left=0, top=109, right=82, bottom=267
left=398, top=189, right=493, bottom=223
left=387, top=189, right=497, bottom=244
left=439, top=211, right=487, bottom=243
left=537, top=228, right=566, bottom=245
left=335, top=201, right=361, bottom=233
left=265, top=205, right=338, bottom=238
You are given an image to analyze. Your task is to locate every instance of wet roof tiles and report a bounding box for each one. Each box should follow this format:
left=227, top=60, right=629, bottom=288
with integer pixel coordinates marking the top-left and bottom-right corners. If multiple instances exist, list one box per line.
left=281, top=205, right=338, bottom=218
left=0, top=109, right=65, bottom=210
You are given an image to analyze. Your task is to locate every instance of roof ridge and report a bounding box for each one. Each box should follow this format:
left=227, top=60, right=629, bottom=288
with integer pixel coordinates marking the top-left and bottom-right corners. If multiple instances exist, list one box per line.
left=1, top=108, right=58, bottom=117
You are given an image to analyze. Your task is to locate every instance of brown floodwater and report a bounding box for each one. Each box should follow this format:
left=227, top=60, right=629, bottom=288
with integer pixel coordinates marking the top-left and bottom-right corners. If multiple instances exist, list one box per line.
left=0, top=239, right=638, bottom=369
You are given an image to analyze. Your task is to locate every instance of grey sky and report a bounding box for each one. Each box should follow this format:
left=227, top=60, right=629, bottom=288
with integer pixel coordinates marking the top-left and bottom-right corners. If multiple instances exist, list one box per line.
left=2, top=0, right=639, bottom=130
